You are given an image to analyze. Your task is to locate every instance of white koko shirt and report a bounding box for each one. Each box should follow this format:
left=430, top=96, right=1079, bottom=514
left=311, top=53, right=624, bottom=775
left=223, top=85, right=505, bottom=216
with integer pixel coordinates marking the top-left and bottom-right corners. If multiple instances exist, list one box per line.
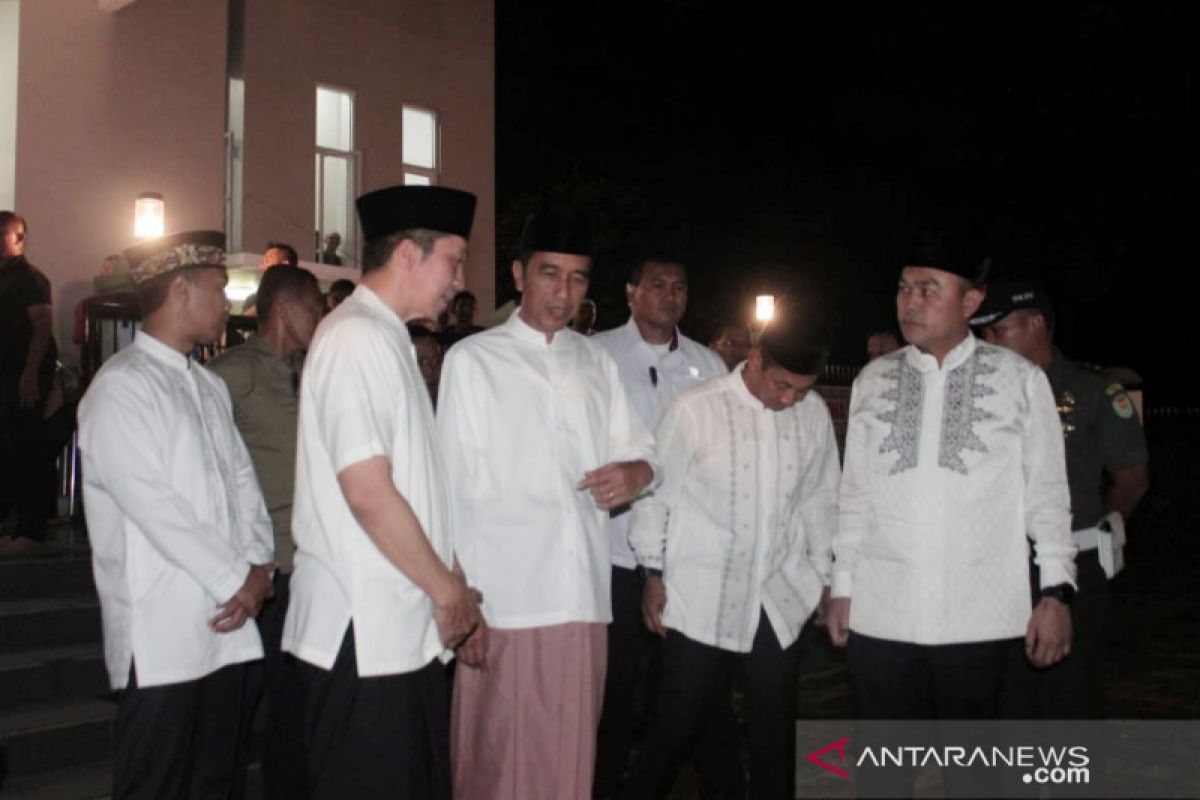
left=283, top=286, right=453, bottom=676
left=438, top=311, right=658, bottom=629
left=593, top=318, right=727, bottom=569
left=833, top=335, right=1076, bottom=645
left=630, top=369, right=841, bottom=652
left=78, top=332, right=273, bottom=689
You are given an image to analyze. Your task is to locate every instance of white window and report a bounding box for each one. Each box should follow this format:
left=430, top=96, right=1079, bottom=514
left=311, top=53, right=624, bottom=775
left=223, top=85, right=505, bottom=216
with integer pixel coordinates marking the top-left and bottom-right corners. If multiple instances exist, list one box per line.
left=315, top=86, right=358, bottom=266
left=402, top=105, right=439, bottom=186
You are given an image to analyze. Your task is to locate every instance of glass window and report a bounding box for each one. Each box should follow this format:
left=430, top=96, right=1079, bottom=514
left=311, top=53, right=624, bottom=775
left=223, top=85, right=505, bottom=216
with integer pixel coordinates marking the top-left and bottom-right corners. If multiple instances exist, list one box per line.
left=402, top=105, right=439, bottom=184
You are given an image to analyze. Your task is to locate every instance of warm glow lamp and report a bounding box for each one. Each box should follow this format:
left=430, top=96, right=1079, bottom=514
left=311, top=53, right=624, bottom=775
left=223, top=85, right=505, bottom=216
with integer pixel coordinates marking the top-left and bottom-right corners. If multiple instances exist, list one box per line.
left=755, top=294, right=775, bottom=323
left=134, top=192, right=165, bottom=238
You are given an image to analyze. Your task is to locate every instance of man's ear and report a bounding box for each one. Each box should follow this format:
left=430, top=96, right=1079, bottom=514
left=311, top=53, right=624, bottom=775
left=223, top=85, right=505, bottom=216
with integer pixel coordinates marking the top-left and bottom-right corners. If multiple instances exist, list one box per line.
left=511, top=259, right=525, bottom=294
left=962, top=286, right=985, bottom=320
left=625, top=282, right=637, bottom=306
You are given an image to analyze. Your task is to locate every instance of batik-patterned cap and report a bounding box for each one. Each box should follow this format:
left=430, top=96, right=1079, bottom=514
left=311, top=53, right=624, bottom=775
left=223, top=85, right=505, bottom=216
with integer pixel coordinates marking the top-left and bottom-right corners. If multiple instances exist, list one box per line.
left=123, top=230, right=226, bottom=285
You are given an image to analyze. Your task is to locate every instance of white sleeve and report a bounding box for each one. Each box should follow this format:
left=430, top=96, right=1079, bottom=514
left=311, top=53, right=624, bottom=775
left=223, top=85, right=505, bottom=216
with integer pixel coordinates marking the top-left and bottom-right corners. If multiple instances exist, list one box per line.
left=1023, top=367, right=1077, bottom=588
left=629, top=400, right=695, bottom=570
left=798, top=399, right=841, bottom=585
left=604, top=355, right=660, bottom=487
left=832, top=377, right=870, bottom=598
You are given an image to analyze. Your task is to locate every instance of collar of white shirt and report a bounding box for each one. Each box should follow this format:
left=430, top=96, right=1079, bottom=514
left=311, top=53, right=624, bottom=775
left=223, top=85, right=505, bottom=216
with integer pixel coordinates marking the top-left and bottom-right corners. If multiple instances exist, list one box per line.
left=506, top=307, right=572, bottom=347
left=903, top=332, right=976, bottom=373
left=133, top=330, right=193, bottom=371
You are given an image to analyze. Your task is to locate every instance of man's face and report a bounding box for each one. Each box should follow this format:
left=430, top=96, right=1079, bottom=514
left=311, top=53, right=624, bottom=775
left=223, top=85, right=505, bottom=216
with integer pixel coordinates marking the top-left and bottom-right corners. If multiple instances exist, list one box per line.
left=711, top=323, right=752, bottom=370
left=408, top=235, right=467, bottom=319
left=1, top=220, right=26, bottom=258
left=281, top=283, right=325, bottom=350
left=513, top=251, right=591, bottom=335
left=747, top=350, right=819, bottom=411
left=181, top=267, right=231, bottom=345
left=628, top=261, right=687, bottom=330
left=261, top=247, right=290, bottom=270
left=982, top=309, right=1040, bottom=361
left=896, top=266, right=982, bottom=353
left=413, top=336, right=443, bottom=395
left=574, top=300, right=597, bottom=332
left=452, top=294, right=477, bottom=326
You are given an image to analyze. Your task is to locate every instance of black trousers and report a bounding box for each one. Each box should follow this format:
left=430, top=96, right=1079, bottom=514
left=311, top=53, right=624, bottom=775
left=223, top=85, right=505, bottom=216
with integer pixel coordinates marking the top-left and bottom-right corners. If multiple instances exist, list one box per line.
left=0, top=398, right=55, bottom=542
left=231, top=571, right=308, bottom=800
left=847, top=633, right=1016, bottom=799
left=1001, top=549, right=1107, bottom=720
left=594, top=566, right=745, bottom=799
left=112, top=662, right=247, bottom=800
left=298, top=625, right=450, bottom=799
left=621, top=610, right=802, bottom=800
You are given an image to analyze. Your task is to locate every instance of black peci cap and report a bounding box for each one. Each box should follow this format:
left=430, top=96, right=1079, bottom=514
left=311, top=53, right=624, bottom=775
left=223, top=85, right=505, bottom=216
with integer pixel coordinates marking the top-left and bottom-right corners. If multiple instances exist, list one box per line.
left=356, top=185, right=477, bottom=243
left=517, top=208, right=595, bottom=257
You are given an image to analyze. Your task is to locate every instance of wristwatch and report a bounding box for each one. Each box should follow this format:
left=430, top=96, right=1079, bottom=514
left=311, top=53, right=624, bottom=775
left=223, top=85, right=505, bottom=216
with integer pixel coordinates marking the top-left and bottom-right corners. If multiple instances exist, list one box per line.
left=637, top=565, right=663, bottom=579
left=1040, top=583, right=1075, bottom=607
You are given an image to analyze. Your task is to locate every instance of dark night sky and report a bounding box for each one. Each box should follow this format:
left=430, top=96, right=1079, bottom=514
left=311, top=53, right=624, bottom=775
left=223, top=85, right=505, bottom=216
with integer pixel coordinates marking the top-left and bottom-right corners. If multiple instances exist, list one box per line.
left=496, top=2, right=1197, bottom=402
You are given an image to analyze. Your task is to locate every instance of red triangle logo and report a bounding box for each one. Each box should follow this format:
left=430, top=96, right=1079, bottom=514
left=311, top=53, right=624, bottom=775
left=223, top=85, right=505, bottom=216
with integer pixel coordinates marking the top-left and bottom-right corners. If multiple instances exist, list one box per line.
left=806, top=736, right=850, bottom=779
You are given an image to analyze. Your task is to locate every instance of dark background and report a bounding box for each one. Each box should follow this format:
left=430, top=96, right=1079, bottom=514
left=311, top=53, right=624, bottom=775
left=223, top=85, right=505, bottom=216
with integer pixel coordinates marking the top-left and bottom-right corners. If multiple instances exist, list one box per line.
left=496, top=2, right=1197, bottom=403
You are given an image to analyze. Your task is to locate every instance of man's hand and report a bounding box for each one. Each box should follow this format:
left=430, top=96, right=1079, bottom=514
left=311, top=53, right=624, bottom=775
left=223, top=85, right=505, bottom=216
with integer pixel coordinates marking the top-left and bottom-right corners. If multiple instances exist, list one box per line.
left=827, top=596, right=851, bottom=648
left=457, top=618, right=489, bottom=669
left=210, top=563, right=275, bottom=632
left=579, top=460, right=653, bottom=511
left=433, top=570, right=483, bottom=651
left=1026, top=597, right=1072, bottom=667
left=18, top=368, right=39, bottom=408
left=813, top=586, right=832, bottom=627
left=641, top=574, right=668, bottom=637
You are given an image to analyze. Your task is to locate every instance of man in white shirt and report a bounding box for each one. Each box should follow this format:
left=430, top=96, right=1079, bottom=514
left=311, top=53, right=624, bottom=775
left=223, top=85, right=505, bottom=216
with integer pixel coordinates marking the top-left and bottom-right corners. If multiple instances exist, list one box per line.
left=282, top=185, right=483, bottom=797
left=440, top=209, right=658, bottom=800
left=622, top=313, right=840, bottom=799
left=78, top=230, right=275, bottom=798
left=827, top=235, right=1075, bottom=797
left=591, top=256, right=733, bottom=799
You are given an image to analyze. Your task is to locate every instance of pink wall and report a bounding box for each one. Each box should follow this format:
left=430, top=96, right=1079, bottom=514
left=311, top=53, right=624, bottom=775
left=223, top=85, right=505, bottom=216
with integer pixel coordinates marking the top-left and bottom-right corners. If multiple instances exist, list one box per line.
left=241, top=0, right=496, bottom=309
left=15, top=0, right=495, bottom=367
left=15, top=0, right=228, bottom=365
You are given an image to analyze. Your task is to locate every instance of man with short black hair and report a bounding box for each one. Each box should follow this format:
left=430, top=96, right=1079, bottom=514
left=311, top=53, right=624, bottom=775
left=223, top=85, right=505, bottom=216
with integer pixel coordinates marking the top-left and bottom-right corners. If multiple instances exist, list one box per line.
left=440, top=208, right=657, bottom=799
left=78, top=230, right=275, bottom=798
left=622, top=314, right=841, bottom=799
left=0, top=210, right=58, bottom=554
left=827, top=238, right=1075, bottom=797
left=592, top=256, right=731, bottom=798
left=973, top=278, right=1149, bottom=720
left=209, top=264, right=323, bottom=798
left=708, top=318, right=752, bottom=372
left=261, top=241, right=299, bottom=270
left=865, top=330, right=900, bottom=361
left=284, top=185, right=482, bottom=797
left=407, top=322, right=443, bottom=406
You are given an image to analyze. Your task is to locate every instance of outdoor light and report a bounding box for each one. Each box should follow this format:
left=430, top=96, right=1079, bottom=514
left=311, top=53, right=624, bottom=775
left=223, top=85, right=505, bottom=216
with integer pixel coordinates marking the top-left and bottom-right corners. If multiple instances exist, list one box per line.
left=133, top=192, right=165, bottom=238
left=755, top=294, right=776, bottom=323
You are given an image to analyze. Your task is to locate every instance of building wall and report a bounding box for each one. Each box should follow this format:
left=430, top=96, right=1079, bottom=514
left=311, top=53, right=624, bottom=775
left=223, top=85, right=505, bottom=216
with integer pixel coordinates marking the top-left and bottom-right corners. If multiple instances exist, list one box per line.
left=241, top=0, right=495, bottom=309
left=15, top=0, right=228, bottom=364
left=15, top=0, right=495, bottom=367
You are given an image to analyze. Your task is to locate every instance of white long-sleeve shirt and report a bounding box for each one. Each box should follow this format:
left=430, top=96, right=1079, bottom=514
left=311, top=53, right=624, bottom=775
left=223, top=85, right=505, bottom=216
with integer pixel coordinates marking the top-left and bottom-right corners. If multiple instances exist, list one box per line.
left=833, top=335, right=1075, bottom=645
left=78, top=332, right=273, bottom=689
left=437, top=312, right=658, bottom=629
left=630, top=369, right=841, bottom=652
left=283, top=286, right=454, bottom=677
left=592, top=318, right=727, bottom=568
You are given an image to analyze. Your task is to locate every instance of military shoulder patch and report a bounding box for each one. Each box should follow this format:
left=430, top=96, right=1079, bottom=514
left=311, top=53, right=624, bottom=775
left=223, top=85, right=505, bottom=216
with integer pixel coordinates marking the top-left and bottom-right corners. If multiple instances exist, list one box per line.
left=1112, top=392, right=1135, bottom=419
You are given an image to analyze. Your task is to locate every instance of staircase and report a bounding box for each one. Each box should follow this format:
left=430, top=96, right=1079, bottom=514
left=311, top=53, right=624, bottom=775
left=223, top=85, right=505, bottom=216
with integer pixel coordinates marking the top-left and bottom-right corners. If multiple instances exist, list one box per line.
left=0, top=544, right=113, bottom=799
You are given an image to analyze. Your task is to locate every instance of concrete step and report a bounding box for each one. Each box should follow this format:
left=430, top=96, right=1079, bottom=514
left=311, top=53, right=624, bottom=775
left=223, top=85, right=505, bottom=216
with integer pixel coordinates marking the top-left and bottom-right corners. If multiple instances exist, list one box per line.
left=0, top=596, right=101, bottom=652
left=0, top=553, right=94, bottom=601
left=0, top=697, right=114, bottom=780
left=0, top=644, right=108, bottom=712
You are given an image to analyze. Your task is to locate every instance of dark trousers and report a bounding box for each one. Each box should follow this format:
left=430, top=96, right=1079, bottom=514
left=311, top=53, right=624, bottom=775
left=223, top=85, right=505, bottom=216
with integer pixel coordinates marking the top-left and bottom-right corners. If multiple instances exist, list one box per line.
left=298, top=625, right=450, bottom=799
left=0, top=399, right=55, bottom=542
left=595, top=566, right=744, bottom=799
left=847, top=633, right=1016, bottom=799
left=1002, top=550, right=1107, bottom=719
left=112, top=662, right=247, bottom=800
left=621, top=610, right=802, bottom=800
left=231, top=571, right=307, bottom=800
